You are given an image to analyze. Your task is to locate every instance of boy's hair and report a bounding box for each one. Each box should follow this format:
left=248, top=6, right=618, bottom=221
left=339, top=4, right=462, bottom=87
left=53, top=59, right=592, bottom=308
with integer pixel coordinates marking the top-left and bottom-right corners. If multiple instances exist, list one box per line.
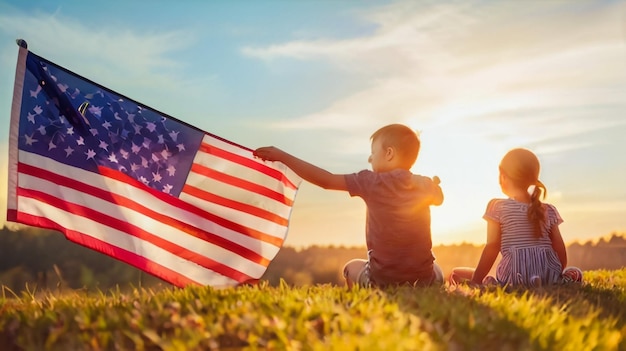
left=370, top=124, right=420, bottom=169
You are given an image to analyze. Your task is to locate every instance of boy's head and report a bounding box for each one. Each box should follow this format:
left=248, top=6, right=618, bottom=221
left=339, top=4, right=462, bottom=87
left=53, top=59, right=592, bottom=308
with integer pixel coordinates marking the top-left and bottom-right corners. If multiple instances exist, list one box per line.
left=369, top=124, right=420, bottom=172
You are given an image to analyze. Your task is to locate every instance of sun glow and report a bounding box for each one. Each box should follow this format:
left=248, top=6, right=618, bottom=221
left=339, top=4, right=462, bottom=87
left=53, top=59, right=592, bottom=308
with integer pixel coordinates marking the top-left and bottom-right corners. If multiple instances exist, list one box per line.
left=406, top=117, right=506, bottom=245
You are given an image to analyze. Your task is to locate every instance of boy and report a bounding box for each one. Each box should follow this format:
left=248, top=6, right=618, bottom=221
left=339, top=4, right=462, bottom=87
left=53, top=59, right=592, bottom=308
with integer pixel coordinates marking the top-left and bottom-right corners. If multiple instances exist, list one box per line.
left=253, top=124, right=443, bottom=288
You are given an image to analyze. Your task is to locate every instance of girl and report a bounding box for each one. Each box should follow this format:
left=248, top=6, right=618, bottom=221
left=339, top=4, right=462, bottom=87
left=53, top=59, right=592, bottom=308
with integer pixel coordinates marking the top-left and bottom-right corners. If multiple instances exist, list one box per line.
left=449, top=148, right=582, bottom=287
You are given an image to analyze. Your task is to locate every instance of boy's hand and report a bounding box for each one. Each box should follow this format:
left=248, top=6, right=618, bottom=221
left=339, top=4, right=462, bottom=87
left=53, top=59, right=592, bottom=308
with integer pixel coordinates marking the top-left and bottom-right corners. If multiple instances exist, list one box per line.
left=253, top=147, right=348, bottom=190
left=433, top=175, right=441, bottom=185
left=418, top=175, right=443, bottom=206
left=253, top=146, right=285, bottom=162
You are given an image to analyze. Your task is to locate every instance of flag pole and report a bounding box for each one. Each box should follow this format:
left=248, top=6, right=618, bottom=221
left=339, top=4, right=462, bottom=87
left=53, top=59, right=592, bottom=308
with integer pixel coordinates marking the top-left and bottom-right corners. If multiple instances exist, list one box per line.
left=16, top=39, right=28, bottom=49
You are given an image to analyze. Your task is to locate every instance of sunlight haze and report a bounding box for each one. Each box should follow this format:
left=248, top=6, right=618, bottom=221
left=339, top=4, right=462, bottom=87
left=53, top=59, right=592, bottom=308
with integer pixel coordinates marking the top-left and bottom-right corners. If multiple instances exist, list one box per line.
left=1, top=0, right=625, bottom=248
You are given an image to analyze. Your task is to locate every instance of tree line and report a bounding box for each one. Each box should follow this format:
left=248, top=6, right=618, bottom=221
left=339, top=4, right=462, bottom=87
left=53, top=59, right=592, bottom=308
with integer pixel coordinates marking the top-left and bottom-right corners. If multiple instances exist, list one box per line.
left=0, top=226, right=624, bottom=292
left=264, top=234, right=626, bottom=286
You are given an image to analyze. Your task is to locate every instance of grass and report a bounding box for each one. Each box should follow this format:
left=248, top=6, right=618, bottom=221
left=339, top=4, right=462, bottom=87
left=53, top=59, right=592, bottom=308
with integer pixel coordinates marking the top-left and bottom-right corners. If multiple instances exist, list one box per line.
left=0, top=269, right=625, bottom=351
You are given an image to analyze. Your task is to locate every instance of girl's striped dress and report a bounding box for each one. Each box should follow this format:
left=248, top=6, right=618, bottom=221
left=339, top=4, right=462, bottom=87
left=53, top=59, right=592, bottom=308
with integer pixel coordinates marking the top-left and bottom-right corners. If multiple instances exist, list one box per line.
left=484, top=198, right=563, bottom=286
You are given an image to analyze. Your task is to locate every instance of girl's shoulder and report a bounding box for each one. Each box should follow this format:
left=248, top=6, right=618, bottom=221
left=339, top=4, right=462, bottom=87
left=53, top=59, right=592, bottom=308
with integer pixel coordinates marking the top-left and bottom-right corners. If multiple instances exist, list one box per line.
left=542, top=202, right=558, bottom=210
left=488, top=198, right=510, bottom=203
left=484, top=198, right=513, bottom=216
left=486, top=197, right=513, bottom=208
left=542, top=202, right=562, bottom=217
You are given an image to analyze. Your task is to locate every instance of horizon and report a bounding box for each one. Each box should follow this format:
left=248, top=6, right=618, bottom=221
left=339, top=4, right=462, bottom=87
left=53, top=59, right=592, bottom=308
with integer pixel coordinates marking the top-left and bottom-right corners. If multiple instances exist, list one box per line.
left=1, top=223, right=623, bottom=250
left=1, top=0, right=625, bottom=248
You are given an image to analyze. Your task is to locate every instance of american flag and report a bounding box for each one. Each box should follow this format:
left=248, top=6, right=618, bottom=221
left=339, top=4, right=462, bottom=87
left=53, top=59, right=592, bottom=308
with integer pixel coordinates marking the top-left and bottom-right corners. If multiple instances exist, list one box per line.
left=7, top=44, right=301, bottom=288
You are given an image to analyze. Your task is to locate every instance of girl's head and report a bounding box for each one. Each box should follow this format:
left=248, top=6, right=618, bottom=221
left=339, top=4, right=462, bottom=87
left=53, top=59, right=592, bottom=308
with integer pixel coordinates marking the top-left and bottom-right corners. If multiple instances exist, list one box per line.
left=499, top=148, right=547, bottom=238
left=499, top=148, right=544, bottom=196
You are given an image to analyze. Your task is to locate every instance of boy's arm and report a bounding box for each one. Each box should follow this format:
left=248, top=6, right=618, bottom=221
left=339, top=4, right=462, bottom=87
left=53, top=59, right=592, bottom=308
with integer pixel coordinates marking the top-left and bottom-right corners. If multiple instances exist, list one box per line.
left=430, top=176, right=444, bottom=206
left=254, top=146, right=348, bottom=191
left=416, top=175, right=444, bottom=206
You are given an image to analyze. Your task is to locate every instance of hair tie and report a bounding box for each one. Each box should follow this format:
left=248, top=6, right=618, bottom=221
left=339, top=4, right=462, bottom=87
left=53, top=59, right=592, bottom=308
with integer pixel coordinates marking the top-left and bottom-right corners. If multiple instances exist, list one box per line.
left=536, top=180, right=547, bottom=199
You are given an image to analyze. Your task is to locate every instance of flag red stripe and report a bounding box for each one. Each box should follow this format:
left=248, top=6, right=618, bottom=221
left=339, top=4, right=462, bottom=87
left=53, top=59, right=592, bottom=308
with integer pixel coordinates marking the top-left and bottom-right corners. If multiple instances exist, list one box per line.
left=6, top=209, right=17, bottom=222
left=99, top=166, right=281, bottom=258
left=98, top=166, right=285, bottom=249
left=17, top=186, right=255, bottom=283
left=13, top=212, right=201, bottom=287
left=19, top=162, right=272, bottom=266
left=190, top=163, right=294, bottom=207
left=182, top=183, right=289, bottom=226
left=199, top=142, right=298, bottom=190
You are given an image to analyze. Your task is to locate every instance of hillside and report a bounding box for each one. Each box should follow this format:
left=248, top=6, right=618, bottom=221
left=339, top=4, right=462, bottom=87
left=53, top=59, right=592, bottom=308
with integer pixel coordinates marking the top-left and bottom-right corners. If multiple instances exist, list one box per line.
left=1, top=269, right=624, bottom=350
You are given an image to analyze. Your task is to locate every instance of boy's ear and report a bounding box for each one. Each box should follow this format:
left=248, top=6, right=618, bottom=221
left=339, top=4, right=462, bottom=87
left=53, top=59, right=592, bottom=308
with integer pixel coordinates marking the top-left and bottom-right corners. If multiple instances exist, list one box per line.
left=385, top=146, right=395, bottom=161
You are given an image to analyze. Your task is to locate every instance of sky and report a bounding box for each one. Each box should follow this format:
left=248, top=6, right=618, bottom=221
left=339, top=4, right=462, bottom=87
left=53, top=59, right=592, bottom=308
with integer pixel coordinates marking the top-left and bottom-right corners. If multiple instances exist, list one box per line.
left=0, top=0, right=625, bottom=249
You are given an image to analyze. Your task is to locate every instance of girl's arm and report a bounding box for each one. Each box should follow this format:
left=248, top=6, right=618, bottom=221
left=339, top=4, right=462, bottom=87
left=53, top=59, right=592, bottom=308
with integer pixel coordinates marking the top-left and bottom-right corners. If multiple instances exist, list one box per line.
left=471, top=219, right=501, bottom=285
left=549, top=225, right=567, bottom=268
left=254, top=146, right=348, bottom=191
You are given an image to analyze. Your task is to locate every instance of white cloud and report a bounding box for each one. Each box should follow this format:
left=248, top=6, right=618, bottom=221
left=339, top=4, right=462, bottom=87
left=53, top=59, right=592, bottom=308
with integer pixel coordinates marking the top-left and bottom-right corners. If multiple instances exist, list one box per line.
left=0, top=9, right=231, bottom=133
left=237, top=1, right=626, bottom=246
left=0, top=11, right=192, bottom=74
left=243, top=1, right=626, bottom=128
left=241, top=3, right=465, bottom=76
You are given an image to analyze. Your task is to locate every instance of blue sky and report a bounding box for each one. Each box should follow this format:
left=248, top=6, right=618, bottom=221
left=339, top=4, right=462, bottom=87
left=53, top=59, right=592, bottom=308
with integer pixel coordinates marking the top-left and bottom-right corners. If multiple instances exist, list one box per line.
left=1, top=0, right=625, bottom=248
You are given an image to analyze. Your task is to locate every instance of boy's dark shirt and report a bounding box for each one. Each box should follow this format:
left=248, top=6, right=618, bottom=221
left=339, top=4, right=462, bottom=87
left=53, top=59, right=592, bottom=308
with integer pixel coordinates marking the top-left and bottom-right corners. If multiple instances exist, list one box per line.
left=345, top=169, right=441, bottom=287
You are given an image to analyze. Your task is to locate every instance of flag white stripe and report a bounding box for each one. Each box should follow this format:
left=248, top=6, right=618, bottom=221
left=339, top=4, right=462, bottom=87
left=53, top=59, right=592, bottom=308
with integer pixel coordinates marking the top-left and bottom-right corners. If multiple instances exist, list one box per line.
left=179, top=192, right=287, bottom=241
left=203, top=134, right=252, bottom=158
left=19, top=150, right=285, bottom=251
left=19, top=152, right=277, bottom=275
left=17, top=172, right=269, bottom=279
left=201, top=134, right=301, bottom=193
left=16, top=197, right=239, bottom=287
left=190, top=151, right=298, bottom=206
left=182, top=172, right=292, bottom=232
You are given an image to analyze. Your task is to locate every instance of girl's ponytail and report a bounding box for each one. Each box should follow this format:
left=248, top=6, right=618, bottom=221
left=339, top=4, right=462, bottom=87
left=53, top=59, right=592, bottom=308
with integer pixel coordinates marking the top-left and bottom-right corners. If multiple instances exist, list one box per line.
left=528, top=180, right=547, bottom=238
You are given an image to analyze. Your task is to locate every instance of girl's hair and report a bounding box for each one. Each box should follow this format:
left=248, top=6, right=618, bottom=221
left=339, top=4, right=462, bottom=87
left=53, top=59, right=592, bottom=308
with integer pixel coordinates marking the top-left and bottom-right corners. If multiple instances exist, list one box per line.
left=499, top=148, right=547, bottom=238
left=370, top=124, right=420, bottom=169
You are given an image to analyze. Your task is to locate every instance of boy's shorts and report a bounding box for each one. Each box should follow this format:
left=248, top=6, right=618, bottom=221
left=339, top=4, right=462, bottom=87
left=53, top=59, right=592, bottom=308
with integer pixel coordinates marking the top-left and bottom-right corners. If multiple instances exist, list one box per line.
left=343, top=259, right=444, bottom=287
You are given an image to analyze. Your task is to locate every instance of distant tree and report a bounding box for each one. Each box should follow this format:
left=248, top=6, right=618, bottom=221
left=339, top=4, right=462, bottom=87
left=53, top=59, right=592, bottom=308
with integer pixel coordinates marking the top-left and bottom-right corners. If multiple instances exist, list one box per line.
left=0, top=226, right=165, bottom=292
left=2, top=226, right=626, bottom=291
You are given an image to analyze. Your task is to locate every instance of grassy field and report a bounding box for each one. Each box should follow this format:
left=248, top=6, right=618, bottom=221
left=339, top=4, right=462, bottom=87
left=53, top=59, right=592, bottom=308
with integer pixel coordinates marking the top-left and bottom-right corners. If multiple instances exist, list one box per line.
left=0, top=269, right=625, bottom=351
